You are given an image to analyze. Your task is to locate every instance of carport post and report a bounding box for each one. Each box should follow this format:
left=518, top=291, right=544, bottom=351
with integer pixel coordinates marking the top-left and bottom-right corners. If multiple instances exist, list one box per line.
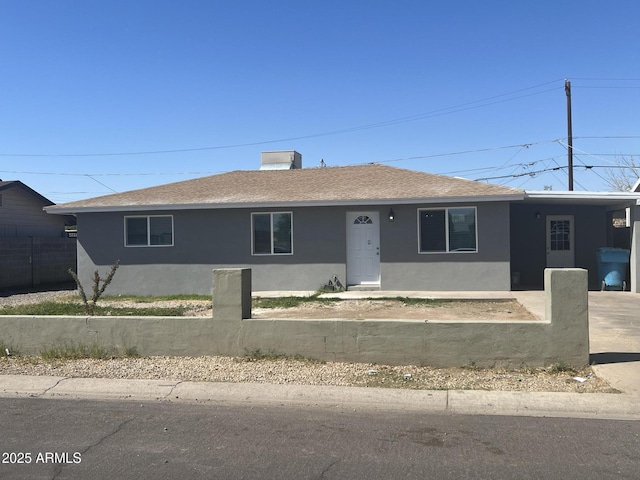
left=630, top=204, right=640, bottom=293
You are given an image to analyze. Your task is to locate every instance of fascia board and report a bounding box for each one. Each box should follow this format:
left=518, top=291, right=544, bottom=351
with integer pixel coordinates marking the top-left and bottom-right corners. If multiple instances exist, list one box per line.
left=45, top=193, right=526, bottom=215
left=525, top=191, right=640, bottom=201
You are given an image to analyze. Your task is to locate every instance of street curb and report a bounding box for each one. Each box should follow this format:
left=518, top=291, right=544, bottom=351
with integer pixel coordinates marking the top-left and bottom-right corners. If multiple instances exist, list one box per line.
left=1, top=376, right=638, bottom=420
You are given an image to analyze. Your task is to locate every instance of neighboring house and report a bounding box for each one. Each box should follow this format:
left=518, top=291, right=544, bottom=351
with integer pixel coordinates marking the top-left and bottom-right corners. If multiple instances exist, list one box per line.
left=0, top=180, right=71, bottom=237
left=45, top=152, right=640, bottom=295
left=0, top=180, right=76, bottom=290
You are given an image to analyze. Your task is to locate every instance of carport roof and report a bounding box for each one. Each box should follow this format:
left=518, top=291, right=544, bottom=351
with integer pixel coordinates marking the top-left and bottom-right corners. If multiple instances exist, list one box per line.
left=46, top=164, right=526, bottom=214
left=524, top=190, right=640, bottom=206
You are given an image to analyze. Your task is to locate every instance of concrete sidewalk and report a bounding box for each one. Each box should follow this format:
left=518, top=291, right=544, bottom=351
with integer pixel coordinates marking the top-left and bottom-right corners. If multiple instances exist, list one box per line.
left=1, top=289, right=638, bottom=420
left=1, top=375, right=639, bottom=421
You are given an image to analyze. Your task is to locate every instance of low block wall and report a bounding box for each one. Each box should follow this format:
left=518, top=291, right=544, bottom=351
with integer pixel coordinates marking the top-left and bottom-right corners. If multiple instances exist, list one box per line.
left=0, top=268, right=590, bottom=367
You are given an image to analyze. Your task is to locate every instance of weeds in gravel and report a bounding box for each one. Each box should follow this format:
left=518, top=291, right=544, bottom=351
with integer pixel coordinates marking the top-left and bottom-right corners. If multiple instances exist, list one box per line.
left=0, top=302, right=186, bottom=316
left=357, top=367, right=421, bottom=389
left=240, top=348, right=325, bottom=364
left=39, top=342, right=140, bottom=360
left=252, top=295, right=454, bottom=310
left=253, top=295, right=341, bottom=309
left=546, top=361, right=577, bottom=374
left=392, top=297, right=449, bottom=306
left=102, top=294, right=210, bottom=303
left=0, top=339, right=19, bottom=357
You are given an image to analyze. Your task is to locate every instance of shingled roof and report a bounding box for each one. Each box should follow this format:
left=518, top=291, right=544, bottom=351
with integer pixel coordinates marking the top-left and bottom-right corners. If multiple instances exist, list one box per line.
left=46, top=164, right=525, bottom=214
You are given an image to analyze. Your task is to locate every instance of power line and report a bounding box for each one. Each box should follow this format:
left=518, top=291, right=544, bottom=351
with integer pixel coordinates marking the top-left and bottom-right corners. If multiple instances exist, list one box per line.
left=0, top=169, right=221, bottom=177
left=0, top=80, right=564, bottom=158
left=474, top=164, right=633, bottom=182
left=368, top=139, right=562, bottom=165
left=570, top=77, right=640, bottom=81
left=574, top=136, right=640, bottom=140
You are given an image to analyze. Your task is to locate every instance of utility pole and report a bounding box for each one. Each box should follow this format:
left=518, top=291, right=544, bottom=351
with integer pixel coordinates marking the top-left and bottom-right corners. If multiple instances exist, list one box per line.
left=565, top=79, right=574, bottom=190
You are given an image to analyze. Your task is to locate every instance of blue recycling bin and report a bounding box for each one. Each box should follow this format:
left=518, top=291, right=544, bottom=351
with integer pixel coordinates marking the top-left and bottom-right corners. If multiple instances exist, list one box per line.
left=596, top=247, right=630, bottom=291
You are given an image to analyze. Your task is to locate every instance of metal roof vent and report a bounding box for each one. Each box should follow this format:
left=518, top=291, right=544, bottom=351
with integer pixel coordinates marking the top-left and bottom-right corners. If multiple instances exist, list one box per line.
left=259, top=151, right=302, bottom=170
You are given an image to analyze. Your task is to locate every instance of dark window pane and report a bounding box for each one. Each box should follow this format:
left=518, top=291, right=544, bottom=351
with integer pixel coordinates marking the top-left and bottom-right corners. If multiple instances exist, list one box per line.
left=272, top=213, right=292, bottom=254
left=449, top=208, right=476, bottom=252
left=253, top=214, right=271, bottom=254
left=150, top=217, right=173, bottom=245
left=420, top=210, right=446, bottom=252
left=126, top=218, right=148, bottom=245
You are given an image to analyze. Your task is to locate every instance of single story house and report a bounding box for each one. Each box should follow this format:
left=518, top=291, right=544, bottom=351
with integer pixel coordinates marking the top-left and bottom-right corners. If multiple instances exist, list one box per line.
left=46, top=151, right=640, bottom=295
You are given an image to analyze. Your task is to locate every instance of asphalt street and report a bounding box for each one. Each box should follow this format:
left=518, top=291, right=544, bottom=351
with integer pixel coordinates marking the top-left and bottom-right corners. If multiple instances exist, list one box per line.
left=1, top=397, right=639, bottom=480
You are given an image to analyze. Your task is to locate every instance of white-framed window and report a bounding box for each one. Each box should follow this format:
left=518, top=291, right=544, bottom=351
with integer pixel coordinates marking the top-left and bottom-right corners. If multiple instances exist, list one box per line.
left=251, top=212, right=293, bottom=255
left=418, top=207, right=477, bottom=253
left=125, top=215, right=174, bottom=247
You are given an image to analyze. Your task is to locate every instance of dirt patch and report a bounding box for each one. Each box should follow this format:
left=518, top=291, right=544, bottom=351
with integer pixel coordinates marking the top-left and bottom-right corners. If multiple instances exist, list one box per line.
left=252, top=299, right=537, bottom=320
left=0, top=290, right=538, bottom=320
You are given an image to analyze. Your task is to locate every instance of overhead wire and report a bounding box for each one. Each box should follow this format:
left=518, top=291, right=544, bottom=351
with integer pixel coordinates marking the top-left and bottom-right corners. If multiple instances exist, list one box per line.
left=0, top=80, right=564, bottom=158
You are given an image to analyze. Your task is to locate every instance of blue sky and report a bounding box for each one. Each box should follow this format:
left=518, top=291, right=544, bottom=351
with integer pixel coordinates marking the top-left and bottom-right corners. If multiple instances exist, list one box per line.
left=1, top=1, right=640, bottom=203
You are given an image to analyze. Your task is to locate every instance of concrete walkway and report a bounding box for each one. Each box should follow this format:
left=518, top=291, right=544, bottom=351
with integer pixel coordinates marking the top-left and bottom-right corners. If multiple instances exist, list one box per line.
left=1, top=289, right=639, bottom=420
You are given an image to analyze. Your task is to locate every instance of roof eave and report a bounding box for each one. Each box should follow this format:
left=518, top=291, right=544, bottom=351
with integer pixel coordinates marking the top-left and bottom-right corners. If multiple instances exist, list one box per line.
left=524, top=190, right=640, bottom=206
left=45, top=193, right=525, bottom=215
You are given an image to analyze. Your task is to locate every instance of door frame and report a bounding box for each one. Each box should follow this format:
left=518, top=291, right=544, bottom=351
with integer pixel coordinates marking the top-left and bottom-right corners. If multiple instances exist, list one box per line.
left=546, top=214, right=575, bottom=268
left=346, top=211, right=381, bottom=285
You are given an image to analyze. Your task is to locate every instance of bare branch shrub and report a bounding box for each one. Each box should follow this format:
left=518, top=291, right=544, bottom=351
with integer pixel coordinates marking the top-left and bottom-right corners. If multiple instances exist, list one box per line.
left=68, top=260, right=120, bottom=315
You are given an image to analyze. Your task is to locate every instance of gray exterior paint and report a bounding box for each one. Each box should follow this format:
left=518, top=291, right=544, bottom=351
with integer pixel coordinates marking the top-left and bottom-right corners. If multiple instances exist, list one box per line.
left=76, top=202, right=511, bottom=295
left=510, top=203, right=619, bottom=289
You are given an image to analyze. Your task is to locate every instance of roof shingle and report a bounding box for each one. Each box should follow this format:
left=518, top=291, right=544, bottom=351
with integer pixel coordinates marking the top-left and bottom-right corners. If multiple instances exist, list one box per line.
left=47, top=164, right=524, bottom=213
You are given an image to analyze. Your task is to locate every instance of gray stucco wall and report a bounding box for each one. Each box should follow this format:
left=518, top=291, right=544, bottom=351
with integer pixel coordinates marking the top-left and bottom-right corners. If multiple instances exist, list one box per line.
left=76, top=202, right=511, bottom=296
left=510, top=203, right=609, bottom=289
left=381, top=202, right=510, bottom=290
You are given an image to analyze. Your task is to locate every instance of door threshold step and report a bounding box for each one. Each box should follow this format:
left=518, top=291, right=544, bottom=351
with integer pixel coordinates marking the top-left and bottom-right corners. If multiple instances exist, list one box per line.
left=347, top=285, right=381, bottom=291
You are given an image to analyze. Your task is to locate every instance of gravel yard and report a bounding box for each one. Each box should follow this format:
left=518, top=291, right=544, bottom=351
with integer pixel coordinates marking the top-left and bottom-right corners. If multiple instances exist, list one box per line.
left=0, top=288, right=617, bottom=393
left=0, top=355, right=614, bottom=393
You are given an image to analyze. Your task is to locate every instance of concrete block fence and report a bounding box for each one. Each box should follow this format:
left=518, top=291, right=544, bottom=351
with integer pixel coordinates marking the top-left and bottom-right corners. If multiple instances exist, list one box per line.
left=0, top=268, right=589, bottom=367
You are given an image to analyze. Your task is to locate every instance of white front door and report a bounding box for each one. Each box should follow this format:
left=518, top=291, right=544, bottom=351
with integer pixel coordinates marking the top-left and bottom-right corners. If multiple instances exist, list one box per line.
left=546, top=215, right=575, bottom=267
left=346, top=212, right=380, bottom=285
